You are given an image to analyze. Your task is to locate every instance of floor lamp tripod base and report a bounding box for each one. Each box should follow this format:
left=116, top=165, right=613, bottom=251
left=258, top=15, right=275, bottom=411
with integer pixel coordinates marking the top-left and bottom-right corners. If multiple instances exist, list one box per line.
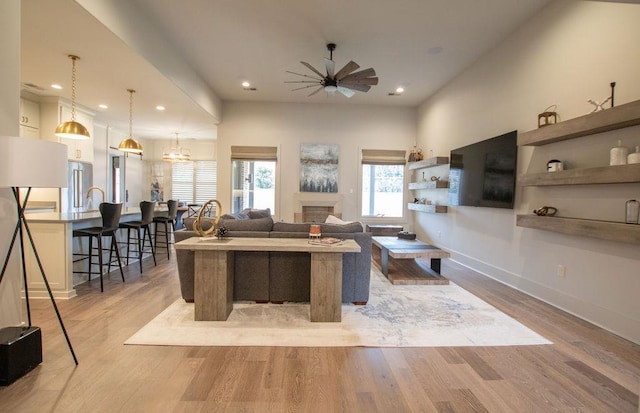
left=0, top=187, right=78, bottom=383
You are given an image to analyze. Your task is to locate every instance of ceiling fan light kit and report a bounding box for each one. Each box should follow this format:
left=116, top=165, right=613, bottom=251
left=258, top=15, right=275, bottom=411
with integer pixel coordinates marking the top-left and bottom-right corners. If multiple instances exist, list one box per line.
left=286, top=43, right=378, bottom=98
left=55, top=55, right=91, bottom=140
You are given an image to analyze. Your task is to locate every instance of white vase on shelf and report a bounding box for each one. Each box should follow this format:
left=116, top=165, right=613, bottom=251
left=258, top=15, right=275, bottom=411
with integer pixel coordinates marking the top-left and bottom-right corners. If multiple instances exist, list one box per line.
left=627, top=146, right=640, bottom=164
left=610, top=140, right=629, bottom=166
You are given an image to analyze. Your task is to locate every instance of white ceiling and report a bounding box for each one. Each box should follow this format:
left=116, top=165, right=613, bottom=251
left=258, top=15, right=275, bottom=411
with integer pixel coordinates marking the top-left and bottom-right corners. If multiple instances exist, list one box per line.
left=20, top=0, right=556, bottom=141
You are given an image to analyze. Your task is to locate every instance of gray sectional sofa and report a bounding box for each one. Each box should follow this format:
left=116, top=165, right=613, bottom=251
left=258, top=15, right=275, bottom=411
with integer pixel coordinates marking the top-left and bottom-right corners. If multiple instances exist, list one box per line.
left=174, top=213, right=372, bottom=305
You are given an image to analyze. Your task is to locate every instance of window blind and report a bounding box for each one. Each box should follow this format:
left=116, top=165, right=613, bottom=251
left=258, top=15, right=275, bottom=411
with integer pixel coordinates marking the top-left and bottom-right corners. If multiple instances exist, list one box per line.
left=231, top=146, right=278, bottom=161
left=361, top=149, right=407, bottom=165
left=171, top=160, right=217, bottom=203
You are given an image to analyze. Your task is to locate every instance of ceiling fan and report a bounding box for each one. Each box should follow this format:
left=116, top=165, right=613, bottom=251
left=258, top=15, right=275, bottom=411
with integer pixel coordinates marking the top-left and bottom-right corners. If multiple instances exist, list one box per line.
left=286, top=43, right=379, bottom=98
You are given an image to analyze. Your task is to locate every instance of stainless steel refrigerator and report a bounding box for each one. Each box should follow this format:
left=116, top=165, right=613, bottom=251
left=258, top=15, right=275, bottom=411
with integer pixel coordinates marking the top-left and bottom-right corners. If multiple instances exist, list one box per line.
left=60, top=161, right=93, bottom=213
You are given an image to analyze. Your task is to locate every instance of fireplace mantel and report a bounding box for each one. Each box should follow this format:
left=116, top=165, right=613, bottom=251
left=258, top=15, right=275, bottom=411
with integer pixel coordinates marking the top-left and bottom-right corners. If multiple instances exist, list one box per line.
left=293, top=193, right=343, bottom=223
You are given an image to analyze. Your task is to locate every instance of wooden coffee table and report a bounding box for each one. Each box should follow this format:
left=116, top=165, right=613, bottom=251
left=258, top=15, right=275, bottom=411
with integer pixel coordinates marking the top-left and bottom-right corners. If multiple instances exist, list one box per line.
left=372, top=236, right=450, bottom=285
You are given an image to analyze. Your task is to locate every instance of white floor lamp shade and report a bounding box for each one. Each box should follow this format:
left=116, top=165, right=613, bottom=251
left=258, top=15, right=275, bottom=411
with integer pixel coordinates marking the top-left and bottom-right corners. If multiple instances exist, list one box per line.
left=0, top=136, right=68, bottom=188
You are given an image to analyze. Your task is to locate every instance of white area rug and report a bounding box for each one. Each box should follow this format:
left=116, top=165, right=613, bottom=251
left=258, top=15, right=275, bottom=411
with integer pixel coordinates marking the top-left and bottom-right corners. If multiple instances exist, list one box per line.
left=125, top=271, right=551, bottom=347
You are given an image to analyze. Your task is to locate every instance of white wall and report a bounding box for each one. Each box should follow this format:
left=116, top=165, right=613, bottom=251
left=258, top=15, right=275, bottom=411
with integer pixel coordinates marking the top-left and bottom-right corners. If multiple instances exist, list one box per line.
left=217, top=102, right=417, bottom=222
left=416, top=0, right=640, bottom=343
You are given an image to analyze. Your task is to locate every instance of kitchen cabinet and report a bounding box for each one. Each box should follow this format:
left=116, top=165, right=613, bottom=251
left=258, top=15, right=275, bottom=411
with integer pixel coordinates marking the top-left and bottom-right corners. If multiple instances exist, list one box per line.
left=517, top=99, right=640, bottom=244
left=19, top=98, right=40, bottom=139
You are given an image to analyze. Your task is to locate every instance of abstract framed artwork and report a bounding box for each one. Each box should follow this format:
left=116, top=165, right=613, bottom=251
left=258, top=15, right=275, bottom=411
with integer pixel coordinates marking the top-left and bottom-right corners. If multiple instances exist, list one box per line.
left=300, top=143, right=339, bottom=193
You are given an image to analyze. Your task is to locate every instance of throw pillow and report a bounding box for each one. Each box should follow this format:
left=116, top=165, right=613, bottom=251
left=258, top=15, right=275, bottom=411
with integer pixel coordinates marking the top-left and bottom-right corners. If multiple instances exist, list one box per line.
left=325, top=214, right=351, bottom=225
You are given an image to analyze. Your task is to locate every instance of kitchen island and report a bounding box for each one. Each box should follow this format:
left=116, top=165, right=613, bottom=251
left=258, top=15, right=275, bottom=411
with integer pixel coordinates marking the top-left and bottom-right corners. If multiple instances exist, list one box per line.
left=24, top=207, right=165, bottom=299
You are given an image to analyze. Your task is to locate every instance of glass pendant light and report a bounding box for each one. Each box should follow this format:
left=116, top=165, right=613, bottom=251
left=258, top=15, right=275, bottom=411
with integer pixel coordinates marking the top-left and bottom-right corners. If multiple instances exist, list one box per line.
left=55, top=55, right=91, bottom=140
left=118, top=89, right=143, bottom=154
left=162, top=132, right=191, bottom=162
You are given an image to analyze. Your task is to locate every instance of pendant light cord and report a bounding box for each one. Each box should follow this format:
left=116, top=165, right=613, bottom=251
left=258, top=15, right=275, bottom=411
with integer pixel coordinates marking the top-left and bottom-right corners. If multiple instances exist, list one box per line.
left=128, top=89, right=135, bottom=138
left=69, top=55, right=79, bottom=122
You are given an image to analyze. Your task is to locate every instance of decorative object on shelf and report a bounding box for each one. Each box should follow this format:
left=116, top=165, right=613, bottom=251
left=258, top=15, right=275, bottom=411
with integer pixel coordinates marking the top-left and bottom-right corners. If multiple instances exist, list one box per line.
left=215, top=225, right=228, bottom=240
left=397, top=231, right=416, bottom=240
left=625, top=200, right=639, bottom=224
left=533, top=206, right=558, bottom=216
left=422, top=171, right=426, bottom=181
left=55, top=55, right=90, bottom=140
left=413, top=197, right=420, bottom=203
left=430, top=176, right=440, bottom=181
left=538, top=105, right=557, bottom=128
left=627, top=146, right=640, bottom=164
left=587, top=81, right=616, bottom=113
left=0, top=137, right=78, bottom=367
left=118, top=89, right=144, bottom=154
left=547, top=159, right=563, bottom=172
left=610, top=140, right=629, bottom=166
left=193, top=199, right=222, bottom=237
left=309, top=224, right=321, bottom=239
left=162, top=132, right=191, bottom=162
left=408, top=146, right=424, bottom=162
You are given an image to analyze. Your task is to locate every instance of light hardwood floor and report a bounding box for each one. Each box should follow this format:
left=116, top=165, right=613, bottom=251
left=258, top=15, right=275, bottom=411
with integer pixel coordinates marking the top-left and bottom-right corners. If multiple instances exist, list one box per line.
left=0, top=251, right=638, bottom=412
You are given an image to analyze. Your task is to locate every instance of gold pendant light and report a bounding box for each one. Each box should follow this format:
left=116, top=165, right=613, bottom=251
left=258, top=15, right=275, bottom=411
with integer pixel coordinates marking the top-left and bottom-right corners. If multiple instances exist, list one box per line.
left=118, top=89, right=143, bottom=154
left=162, top=132, right=191, bottom=162
left=55, top=55, right=91, bottom=140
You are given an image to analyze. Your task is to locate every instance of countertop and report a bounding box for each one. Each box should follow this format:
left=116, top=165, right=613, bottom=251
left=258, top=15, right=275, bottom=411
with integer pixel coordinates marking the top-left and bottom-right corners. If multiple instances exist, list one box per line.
left=25, top=206, right=168, bottom=224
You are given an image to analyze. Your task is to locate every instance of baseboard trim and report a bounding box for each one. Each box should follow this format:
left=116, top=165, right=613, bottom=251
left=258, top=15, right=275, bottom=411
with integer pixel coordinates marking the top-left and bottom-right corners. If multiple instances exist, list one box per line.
left=447, top=250, right=639, bottom=345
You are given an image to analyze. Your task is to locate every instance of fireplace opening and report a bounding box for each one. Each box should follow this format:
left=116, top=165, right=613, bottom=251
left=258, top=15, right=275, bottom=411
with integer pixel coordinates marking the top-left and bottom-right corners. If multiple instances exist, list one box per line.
left=296, top=206, right=340, bottom=223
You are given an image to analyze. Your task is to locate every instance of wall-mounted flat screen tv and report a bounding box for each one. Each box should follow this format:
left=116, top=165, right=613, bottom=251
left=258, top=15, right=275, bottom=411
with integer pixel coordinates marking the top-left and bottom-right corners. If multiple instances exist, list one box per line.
left=448, top=130, right=517, bottom=209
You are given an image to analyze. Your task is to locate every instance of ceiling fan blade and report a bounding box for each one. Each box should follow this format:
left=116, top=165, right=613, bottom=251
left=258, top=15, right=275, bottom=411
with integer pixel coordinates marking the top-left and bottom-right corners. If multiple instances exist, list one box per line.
left=339, top=68, right=376, bottom=83
left=324, top=58, right=335, bottom=78
left=308, top=86, right=324, bottom=97
left=286, top=70, right=322, bottom=81
left=285, top=80, right=322, bottom=84
left=337, top=86, right=355, bottom=98
left=334, top=61, right=360, bottom=80
left=342, top=83, right=371, bottom=93
left=340, top=77, right=379, bottom=86
left=301, top=61, right=325, bottom=78
left=291, top=84, right=323, bottom=91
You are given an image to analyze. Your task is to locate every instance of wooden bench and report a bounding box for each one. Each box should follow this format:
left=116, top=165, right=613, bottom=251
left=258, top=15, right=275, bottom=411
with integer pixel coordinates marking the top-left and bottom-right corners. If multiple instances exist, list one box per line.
left=372, top=236, right=450, bottom=285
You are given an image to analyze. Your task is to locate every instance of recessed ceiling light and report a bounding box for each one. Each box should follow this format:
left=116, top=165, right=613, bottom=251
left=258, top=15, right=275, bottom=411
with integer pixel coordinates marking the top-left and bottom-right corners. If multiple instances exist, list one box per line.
left=395, top=87, right=405, bottom=94
left=242, top=81, right=251, bottom=88
left=98, top=104, right=108, bottom=109
left=156, top=105, right=166, bottom=111
left=51, top=84, right=63, bottom=90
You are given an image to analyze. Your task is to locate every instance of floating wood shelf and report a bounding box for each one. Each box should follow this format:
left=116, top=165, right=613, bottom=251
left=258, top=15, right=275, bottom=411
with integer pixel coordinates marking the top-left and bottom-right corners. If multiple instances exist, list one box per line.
left=518, top=99, right=640, bottom=146
left=408, top=180, right=449, bottom=190
left=408, top=157, right=449, bottom=170
left=516, top=215, right=640, bottom=244
left=407, top=203, right=448, bottom=213
left=519, top=163, right=640, bottom=186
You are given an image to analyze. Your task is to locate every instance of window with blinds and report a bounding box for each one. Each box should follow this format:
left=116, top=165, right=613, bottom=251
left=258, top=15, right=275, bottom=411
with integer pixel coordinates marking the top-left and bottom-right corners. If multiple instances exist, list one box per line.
left=361, top=149, right=406, bottom=218
left=171, top=160, right=217, bottom=203
left=230, top=146, right=277, bottom=214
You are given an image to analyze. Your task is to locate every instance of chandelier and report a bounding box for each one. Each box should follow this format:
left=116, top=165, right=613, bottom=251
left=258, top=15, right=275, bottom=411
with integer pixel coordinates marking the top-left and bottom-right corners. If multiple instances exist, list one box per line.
left=162, top=132, right=191, bottom=162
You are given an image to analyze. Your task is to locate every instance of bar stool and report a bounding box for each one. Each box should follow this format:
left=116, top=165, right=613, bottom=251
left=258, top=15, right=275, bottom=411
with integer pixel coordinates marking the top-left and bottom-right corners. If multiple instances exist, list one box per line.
left=154, top=199, right=178, bottom=259
left=119, top=201, right=156, bottom=273
left=72, top=202, right=125, bottom=292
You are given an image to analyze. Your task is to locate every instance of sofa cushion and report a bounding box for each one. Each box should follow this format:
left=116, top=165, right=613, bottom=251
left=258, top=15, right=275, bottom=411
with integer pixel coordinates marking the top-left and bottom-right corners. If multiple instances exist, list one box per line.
left=241, top=208, right=271, bottom=219
left=220, top=212, right=250, bottom=220
left=272, top=222, right=310, bottom=233
left=218, top=216, right=274, bottom=231
left=320, top=221, right=363, bottom=233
